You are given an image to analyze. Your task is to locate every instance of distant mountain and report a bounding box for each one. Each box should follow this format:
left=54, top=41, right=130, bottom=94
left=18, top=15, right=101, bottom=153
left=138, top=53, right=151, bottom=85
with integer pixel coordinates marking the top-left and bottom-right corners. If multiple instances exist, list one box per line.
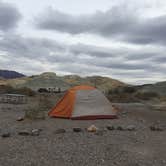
left=0, top=72, right=125, bottom=91
left=0, top=70, right=25, bottom=79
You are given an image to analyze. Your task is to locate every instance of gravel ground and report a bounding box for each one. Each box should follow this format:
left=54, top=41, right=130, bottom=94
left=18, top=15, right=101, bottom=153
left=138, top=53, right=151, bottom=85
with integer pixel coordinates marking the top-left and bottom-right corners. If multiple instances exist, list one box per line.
left=0, top=102, right=166, bottom=166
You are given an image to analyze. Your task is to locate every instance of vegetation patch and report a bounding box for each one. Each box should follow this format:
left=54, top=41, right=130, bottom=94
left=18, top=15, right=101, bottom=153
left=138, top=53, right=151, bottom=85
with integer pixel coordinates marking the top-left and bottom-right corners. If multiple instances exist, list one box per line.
left=0, top=85, right=36, bottom=96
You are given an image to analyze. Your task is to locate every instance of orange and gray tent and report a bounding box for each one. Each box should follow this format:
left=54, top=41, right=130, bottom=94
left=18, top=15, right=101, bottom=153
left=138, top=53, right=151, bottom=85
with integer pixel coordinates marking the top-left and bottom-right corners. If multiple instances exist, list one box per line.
left=48, top=85, right=117, bottom=120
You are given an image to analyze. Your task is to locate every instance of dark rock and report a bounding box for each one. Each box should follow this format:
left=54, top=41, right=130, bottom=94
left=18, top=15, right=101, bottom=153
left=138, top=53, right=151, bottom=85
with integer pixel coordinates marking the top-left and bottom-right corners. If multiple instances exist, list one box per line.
left=150, top=125, right=164, bottom=131
left=18, top=130, right=30, bottom=136
left=106, top=126, right=115, bottom=131
left=54, top=129, right=66, bottom=134
left=73, top=128, right=82, bottom=132
left=1, top=132, right=10, bottom=138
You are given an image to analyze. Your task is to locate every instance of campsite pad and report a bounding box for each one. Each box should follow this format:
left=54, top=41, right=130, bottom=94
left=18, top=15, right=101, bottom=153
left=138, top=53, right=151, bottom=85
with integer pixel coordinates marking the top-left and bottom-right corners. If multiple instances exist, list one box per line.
left=0, top=103, right=166, bottom=166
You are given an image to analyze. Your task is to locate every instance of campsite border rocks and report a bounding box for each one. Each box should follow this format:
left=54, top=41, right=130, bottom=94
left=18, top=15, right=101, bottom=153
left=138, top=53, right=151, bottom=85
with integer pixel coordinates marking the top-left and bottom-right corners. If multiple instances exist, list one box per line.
left=116, top=126, right=125, bottom=131
left=31, top=129, right=41, bottom=136
left=73, top=128, right=82, bottom=132
left=106, top=125, right=137, bottom=131
left=150, top=125, right=164, bottom=131
left=1, top=132, right=10, bottom=138
left=54, top=129, right=66, bottom=134
left=17, top=117, right=24, bottom=122
left=87, top=125, right=98, bottom=133
left=106, top=126, right=115, bottom=131
left=126, top=125, right=136, bottom=131
left=18, top=130, right=30, bottom=136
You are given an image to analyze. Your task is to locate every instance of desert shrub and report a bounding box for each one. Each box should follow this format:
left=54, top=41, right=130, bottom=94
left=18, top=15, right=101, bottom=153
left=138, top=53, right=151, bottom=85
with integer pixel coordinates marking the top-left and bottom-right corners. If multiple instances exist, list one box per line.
left=106, top=86, right=138, bottom=103
left=107, top=93, right=138, bottom=103
left=25, top=93, right=64, bottom=120
left=135, top=91, right=159, bottom=100
left=0, top=85, right=36, bottom=96
left=107, top=88, right=120, bottom=95
left=25, top=94, right=54, bottom=119
left=122, top=86, right=136, bottom=93
left=0, top=85, right=14, bottom=94
left=16, top=87, right=36, bottom=96
left=107, top=86, right=136, bottom=95
left=38, top=88, right=48, bottom=93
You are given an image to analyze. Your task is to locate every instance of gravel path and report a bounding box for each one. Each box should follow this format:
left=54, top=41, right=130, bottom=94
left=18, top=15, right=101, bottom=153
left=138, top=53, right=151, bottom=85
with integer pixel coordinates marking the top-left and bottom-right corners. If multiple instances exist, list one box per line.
left=0, top=103, right=166, bottom=166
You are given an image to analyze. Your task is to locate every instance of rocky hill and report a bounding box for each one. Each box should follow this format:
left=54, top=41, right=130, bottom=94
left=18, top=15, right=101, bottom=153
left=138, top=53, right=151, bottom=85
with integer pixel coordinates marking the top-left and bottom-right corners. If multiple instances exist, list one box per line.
left=0, top=70, right=25, bottom=79
left=0, top=72, right=125, bottom=92
left=136, top=81, right=166, bottom=96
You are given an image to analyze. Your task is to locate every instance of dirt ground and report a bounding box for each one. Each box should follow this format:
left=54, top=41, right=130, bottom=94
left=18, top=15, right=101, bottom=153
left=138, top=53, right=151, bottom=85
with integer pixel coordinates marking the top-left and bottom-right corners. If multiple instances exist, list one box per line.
left=0, top=101, right=166, bottom=166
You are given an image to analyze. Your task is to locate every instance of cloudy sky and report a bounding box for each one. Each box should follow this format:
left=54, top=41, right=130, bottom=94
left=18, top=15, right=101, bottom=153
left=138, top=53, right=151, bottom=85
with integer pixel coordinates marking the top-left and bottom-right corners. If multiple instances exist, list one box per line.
left=0, top=0, right=166, bottom=84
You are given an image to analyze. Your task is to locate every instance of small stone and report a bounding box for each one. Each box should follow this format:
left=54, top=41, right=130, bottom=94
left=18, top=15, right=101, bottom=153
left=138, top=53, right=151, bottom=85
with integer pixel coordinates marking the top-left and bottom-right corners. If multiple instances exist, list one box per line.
left=126, top=125, right=136, bottom=131
left=73, top=128, right=82, bottom=132
left=116, top=126, right=125, bottom=131
left=106, top=126, right=115, bottom=130
left=87, top=125, right=98, bottom=132
left=1, top=132, right=10, bottom=138
left=31, top=129, right=40, bottom=136
left=17, top=117, right=24, bottom=121
left=18, top=130, right=30, bottom=136
left=54, top=129, right=66, bottom=134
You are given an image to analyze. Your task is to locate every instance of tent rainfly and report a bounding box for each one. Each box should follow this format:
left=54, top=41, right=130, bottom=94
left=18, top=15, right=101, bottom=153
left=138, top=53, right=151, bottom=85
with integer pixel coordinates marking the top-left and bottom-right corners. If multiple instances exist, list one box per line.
left=49, top=85, right=117, bottom=120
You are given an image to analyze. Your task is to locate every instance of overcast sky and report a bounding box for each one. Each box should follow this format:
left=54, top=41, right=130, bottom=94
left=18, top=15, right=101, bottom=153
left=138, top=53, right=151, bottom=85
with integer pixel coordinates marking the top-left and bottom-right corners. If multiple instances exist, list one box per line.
left=0, top=0, right=166, bottom=84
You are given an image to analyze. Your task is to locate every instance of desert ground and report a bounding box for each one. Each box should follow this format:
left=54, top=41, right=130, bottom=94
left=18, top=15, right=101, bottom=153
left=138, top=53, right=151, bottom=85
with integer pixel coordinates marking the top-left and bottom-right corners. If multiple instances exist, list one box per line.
left=0, top=96, right=166, bottom=166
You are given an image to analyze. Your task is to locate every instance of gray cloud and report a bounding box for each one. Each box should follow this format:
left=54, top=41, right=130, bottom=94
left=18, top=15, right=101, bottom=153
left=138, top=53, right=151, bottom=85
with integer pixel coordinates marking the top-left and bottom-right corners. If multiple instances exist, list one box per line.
left=0, top=34, right=166, bottom=84
left=36, top=6, right=166, bottom=45
left=0, top=1, right=21, bottom=31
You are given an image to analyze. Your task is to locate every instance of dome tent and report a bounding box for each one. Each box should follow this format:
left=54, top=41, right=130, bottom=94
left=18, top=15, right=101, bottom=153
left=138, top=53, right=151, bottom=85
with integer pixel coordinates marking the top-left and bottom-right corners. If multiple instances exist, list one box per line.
left=49, top=85, right=117, bottom=120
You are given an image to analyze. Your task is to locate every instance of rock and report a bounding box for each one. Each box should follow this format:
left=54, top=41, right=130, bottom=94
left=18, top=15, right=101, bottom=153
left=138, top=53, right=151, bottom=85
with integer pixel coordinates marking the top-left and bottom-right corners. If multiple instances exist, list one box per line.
left=150, top=125, right=164, bottom=131
left=126, top=125, right=136, bottom=131
left=73, top=128, right=82, bottom=132
left=31, top=129, right=40, bottom=136
left=54, top=129, right=66, bottom=134
left=87, top=125, right=98, bottom=132
left=1, top=132, right=10, bottom=138
left=18, top=130, right=30, bottom=136
left=116, top=126, right=125, bottom=131
left=106, top=126, right=115, bottom=131
left=17, top=117, right=24, bottom=121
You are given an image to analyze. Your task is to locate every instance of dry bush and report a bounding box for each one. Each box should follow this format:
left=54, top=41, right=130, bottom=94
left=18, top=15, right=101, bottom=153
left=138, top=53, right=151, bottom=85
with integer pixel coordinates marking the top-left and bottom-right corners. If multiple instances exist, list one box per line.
left=134, top=92, right=159, bottom=100
left=25, top=93, right=64, bottom=120
left=0, top=85, right=36, bottom=96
